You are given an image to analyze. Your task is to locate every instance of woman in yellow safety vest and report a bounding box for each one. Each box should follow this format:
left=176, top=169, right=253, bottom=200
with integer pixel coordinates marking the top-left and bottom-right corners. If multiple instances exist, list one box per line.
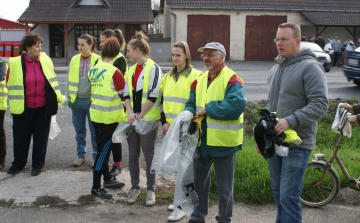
left=161, top=41, right=202, bottom=222
left=0, top=58, right=8, bottom=169
left=99, top=29, right=127, bottom=177
left=88, top=37, right=126, bottom=199
left=66, top=34, right=99, bottom=168
left=6, top=31, right=63, bottom=176
left=124, top=32, right=162, bottom=206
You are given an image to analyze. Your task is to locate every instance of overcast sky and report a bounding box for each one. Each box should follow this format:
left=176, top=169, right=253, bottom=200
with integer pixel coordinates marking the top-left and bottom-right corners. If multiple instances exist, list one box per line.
left=0, top=0, right=30, bottom=22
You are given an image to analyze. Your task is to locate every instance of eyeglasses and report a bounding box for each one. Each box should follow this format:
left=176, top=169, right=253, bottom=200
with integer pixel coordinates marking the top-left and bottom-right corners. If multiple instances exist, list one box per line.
left=201, top=52, right=219, bottom=59
left=273, top=37, right=290, bottom=43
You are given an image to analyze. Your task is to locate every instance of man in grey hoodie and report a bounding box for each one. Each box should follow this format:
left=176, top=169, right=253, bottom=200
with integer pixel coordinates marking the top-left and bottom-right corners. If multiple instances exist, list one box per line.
left=256, top=22, right=328, bottom=223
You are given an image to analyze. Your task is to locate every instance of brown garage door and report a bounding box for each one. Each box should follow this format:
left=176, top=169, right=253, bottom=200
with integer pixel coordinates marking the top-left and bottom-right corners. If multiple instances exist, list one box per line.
left=245, top=16, right=287, bottom=61
left=187, top=15, right=230, bottom=61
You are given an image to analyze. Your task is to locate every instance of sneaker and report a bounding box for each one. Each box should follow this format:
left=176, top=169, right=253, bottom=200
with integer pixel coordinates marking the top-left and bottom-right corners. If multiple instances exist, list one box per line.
left=168, top=208, right=186, bottom=221
left=104, top=176, right=125, bottom=188
left=91, top=188, right=112, bottom=199
left=145, top=190, right=156, bottom=206
left=73, top=158, right=86, bottom=167
left=7, top=166, right=21, bottom=175
left=127, top=189, right=140, bottom=204
left=31, top=168, right=42, bottom=176
left=91, top=160, right=95, bottom=168
left=109, top=165, right=121, bottom=177
left=167, top=204, right=175, bottom=211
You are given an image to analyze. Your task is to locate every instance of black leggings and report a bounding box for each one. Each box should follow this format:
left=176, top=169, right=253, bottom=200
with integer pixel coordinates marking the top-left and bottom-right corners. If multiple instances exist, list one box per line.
left=111, top=143, right=122, bottom=163
left=92, top=121, right=118, bottom=189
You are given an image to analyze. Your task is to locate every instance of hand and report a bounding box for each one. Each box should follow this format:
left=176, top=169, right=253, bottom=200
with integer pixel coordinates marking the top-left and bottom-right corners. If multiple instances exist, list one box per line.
left=348, top=115, right=358, bottom=125
left=340, top=103, right=353, bottom=111
left=128, top=112, right=137, bottom=124
left=136, top=112, right=143, bottom=120
left=162, top=123, right=170, bottom=135
left=275, top=119, right=290, bottom=136
left=255, top=144, right=262, bottom=155
left=196, top=108, right=207, bottom=118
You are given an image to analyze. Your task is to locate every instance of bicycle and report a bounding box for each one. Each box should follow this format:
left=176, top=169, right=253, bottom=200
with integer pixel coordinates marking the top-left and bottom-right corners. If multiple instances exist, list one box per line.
left=300, top=109, right=360, bottom=207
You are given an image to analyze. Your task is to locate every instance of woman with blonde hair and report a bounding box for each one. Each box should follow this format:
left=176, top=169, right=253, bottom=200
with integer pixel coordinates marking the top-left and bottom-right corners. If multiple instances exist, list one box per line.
left=161, top=41, right=202, bottom=221
left=124, top=32, right=162, bottom=206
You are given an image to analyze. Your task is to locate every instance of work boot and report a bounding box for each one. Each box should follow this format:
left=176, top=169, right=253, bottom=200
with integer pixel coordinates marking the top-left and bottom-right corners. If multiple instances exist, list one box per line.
left=73, top=158, right=86, bottom=167
left=103, top=177, right=125, bottom=188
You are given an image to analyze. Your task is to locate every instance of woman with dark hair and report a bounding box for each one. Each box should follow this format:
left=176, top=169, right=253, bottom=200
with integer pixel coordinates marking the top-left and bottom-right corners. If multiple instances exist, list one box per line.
left=124, top=32, right=162, bottom=206
left=6, top=31, right=63, bottom=176
left=89, top=37, right=126, bottom=199
left=161, top=41, right=202, bottom=221
left=66, top=34, right=99, bottom=167
left=99, top=29, right=127, bottom=177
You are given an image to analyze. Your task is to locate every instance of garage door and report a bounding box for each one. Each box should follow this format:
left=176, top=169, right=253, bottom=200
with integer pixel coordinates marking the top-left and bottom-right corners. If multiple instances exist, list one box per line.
left=245, top=16, right=287, bottom=61
left=187, top=15, right=230, bottom=61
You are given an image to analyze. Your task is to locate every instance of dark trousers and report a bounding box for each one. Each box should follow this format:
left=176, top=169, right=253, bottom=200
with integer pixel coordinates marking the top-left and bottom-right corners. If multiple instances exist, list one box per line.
left=92, top=121, right=118, bottom=189
left=112, top=143, right=122, bottom=163
left=0, top=110, right=6, bottom=164
left=333, top=52, right=340, bottom=66
left=12, top=107, right=51, bottom=169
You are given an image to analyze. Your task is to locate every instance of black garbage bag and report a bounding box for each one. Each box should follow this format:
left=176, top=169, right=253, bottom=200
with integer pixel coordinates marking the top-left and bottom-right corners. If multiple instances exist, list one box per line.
left=254, top=109, right=288, bottom=159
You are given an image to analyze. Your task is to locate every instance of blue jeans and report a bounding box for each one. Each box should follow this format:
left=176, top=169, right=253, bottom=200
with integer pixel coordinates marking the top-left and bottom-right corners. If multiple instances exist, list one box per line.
left=268, top=148, right=311, bottom=223
left=69, top=98, right=97, bottom=159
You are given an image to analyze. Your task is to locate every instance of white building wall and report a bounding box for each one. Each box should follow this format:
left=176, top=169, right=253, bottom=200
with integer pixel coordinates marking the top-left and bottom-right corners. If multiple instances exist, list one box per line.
left=169, top=9, right=313, bottom=61
left=0, top=30, right=26, bottom=41
left=33, top=24, right=50, bottom=55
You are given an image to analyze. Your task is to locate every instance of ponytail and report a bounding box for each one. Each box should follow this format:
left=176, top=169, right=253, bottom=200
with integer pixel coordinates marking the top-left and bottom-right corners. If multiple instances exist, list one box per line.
left=128, top=31, right=150, bottom=58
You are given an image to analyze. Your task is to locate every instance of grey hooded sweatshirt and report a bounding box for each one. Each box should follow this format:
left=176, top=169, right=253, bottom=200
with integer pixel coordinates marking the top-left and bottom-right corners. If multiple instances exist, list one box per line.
left=267, top=48, right=328, bottom=150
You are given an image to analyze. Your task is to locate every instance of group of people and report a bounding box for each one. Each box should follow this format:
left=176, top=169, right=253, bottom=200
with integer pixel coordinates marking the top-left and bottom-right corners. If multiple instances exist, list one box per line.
left=0, top=22, right=356, bottom=223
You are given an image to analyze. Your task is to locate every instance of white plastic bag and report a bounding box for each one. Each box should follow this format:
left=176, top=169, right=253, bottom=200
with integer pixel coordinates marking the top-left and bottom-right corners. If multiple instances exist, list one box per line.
left=275, top=144, right=289, bottom=157
left=133, top=118, right=158, bottom=135
left=331, top=103, right=352, bottom=138
left=112, top=122, right=133, bottom=143
left=49, top=115, right=61, bottom=140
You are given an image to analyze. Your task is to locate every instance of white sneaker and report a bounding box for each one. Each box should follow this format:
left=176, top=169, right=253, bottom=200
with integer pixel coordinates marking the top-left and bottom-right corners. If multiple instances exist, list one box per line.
left=127, top=189, right=140, bottom=204
left=167, top=208, right=186, bottom=221
left=145, top=190, right=156, bottom=206
left=167, top=204, right=175, bottom=211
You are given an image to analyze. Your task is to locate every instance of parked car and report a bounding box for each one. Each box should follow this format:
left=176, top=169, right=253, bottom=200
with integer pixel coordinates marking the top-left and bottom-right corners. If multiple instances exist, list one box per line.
left=300, top=42, right=332, bottom=72
left=343, top=47, right=360, bottom=86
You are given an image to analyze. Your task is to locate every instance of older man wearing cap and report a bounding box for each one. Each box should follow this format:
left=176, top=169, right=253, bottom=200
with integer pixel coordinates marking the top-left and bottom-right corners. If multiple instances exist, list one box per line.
left=184, top=42, right=247, bottom=223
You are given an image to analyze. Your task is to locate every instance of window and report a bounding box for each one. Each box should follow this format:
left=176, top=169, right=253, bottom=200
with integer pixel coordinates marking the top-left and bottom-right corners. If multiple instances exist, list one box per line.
left=74, top=24, right=105, bottom=51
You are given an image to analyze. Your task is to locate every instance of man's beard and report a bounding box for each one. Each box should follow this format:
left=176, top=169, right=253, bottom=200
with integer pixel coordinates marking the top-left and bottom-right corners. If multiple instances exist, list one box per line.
left=204, top=60, right=213, bottom=70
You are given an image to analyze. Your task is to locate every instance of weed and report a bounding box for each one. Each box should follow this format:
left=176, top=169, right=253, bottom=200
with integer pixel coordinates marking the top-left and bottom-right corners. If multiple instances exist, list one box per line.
left=33, top=195, right=67, bottom=207
left=78, top=194, right=96, bottom=206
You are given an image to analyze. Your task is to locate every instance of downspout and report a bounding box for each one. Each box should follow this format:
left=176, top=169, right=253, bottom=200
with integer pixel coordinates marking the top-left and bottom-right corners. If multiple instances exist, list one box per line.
left=166, top=5, right=177, bottom=43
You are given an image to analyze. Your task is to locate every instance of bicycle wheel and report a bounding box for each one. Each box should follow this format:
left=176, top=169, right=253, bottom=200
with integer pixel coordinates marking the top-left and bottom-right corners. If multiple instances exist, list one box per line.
left=300, top=162, right=340, bottom=207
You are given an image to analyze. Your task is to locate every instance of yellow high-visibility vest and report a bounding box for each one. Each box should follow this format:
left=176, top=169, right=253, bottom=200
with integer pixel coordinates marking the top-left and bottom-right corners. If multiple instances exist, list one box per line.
left=7, top=53, right=63, bottom=114
left=0, top=60, right=8, bottom=110
left=196, top=66, right=244, bottom=147
left=125, top=59, right=161, bottom=121
left=67, top=53, right=99, bottom=103
left=88, top=61, right=124, bottom=124
left=162, top=68, right=202, bottom=124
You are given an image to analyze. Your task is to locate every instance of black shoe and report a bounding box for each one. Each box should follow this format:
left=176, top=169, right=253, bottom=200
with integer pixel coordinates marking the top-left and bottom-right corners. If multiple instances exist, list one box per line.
left=31, top=168, right=42, bottom=176
left=7, top=166, right=21, bottom=175
left=188, top=221, right=205, bottom=223
left=109, top=165, right=121, bottom=177
left=104, top=176, right=125, bottom=188
left=91, top=188, right=113, bottom=199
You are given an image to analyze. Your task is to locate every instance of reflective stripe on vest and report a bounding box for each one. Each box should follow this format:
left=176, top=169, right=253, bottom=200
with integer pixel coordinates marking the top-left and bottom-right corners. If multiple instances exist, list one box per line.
left=8, top=53, right=63, bottom=114
left=162, top=68, right=202, bottom=124
left=125, top=59, right=161, bottom=121
left=68, top=53, right=99, bottom=103
left=0, top=60, right=7, bottom=110
left=196, top=66, right=244, bottom=147
left=88, top=61, right=124, bottom=124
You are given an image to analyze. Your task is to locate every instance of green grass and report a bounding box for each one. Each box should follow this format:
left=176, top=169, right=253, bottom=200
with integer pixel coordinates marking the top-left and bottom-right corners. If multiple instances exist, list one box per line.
left=209, top=99, right=360, bottom=204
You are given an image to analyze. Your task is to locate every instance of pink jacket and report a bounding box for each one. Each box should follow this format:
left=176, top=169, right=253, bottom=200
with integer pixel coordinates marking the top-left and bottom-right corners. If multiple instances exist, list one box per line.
left=7, top=54, right=46, bottom=108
